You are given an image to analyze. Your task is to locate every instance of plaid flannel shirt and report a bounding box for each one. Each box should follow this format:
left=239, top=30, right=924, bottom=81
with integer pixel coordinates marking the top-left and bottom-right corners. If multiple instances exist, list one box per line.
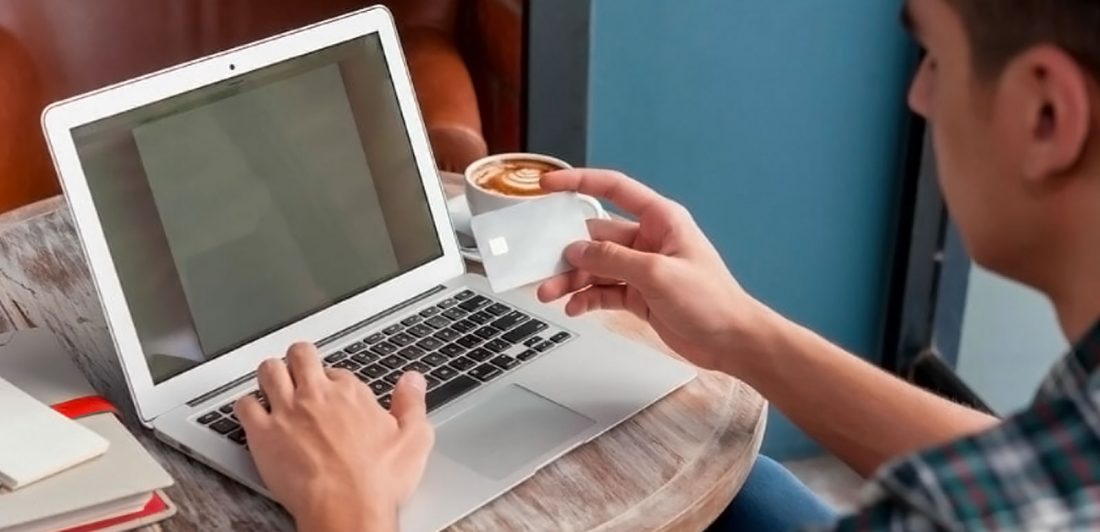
left=827, top=323, right=1100, bottom=531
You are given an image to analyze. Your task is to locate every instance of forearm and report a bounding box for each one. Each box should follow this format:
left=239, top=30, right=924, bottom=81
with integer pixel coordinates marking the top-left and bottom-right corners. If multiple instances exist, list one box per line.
left=728, top=310, right=999, bottom=477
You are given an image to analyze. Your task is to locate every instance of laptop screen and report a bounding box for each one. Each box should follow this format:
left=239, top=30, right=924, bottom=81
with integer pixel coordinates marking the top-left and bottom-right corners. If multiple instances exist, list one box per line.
left=71, top=35, right=443, bottom=384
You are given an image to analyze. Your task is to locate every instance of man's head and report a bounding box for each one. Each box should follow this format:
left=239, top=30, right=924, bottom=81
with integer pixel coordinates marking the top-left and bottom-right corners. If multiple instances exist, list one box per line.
left=905, top=0, right=1100, bottom=293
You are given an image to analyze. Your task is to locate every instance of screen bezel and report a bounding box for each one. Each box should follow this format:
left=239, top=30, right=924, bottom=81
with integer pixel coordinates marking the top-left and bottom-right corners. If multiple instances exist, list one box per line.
left=41, top=7, right=465, bottom=424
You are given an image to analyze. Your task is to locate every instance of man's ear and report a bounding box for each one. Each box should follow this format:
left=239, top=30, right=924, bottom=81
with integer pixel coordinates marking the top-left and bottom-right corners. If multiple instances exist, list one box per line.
left=1001, top=46, right=1091, bottom=184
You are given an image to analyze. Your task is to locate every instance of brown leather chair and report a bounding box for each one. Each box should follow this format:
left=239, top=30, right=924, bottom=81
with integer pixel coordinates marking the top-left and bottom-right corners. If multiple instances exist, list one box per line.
left=0, top=0, right=487, bottom=214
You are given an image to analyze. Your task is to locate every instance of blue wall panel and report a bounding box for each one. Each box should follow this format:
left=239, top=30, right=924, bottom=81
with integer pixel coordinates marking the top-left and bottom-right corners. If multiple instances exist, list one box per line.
left=586, top=0, right=915, bottom=458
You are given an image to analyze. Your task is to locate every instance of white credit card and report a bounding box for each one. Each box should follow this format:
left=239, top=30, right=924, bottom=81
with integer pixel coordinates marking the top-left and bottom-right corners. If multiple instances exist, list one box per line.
left=470, top=193, right=592, bottom=293
left=0, top=376, right=109, bottom=490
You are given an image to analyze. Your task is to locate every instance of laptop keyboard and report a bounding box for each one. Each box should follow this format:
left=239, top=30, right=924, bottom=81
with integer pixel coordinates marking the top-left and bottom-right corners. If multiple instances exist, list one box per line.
left=192, top=289, right=574, bottom=447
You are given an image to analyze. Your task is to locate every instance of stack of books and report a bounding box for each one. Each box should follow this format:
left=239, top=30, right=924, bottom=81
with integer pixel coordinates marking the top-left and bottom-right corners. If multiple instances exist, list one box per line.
left=0, top=330, right=176, bottom=531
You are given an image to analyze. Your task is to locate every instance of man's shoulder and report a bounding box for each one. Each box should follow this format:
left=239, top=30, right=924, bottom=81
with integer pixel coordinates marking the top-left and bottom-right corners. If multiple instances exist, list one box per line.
left=833, top=387, right=1100, bottom=531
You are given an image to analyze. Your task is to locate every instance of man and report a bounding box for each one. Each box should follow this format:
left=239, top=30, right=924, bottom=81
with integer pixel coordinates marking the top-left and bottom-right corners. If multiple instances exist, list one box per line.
left=232, top=0, right=1100, bottom=529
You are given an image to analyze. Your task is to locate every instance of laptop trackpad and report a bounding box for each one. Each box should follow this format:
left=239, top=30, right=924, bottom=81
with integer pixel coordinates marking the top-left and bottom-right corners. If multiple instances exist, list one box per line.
left=436, top=385, right=595, bottom=480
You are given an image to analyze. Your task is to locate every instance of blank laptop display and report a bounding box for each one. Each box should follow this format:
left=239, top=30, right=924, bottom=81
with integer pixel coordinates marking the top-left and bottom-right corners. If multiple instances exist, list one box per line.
left=69, top=35, right=443, bottom=383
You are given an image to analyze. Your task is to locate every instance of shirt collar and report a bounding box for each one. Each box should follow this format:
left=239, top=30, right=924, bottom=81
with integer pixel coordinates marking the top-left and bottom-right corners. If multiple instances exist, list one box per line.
left=1035, top=320, right=1100, bottom=403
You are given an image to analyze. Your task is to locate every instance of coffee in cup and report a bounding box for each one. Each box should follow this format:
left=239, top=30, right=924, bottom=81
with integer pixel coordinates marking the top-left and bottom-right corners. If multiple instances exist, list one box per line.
left=464, top=153, right=608, bottom=219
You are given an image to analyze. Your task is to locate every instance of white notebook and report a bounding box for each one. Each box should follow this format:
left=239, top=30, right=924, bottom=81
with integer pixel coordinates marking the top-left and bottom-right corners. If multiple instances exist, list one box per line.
left=0, top=375, right=109, bottom=490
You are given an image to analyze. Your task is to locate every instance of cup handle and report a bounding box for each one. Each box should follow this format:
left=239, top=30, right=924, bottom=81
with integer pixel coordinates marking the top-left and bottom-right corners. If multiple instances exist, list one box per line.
left=577, top=194, right=609, bottom=220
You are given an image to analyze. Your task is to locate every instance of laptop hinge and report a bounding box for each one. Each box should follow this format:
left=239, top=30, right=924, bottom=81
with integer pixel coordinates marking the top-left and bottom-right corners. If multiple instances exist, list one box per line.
left=186, top=285, right=448, bottom=408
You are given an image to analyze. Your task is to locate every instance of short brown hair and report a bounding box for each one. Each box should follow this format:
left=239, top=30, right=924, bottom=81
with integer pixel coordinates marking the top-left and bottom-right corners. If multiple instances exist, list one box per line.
left=947, top=0, right=1100, bottom=79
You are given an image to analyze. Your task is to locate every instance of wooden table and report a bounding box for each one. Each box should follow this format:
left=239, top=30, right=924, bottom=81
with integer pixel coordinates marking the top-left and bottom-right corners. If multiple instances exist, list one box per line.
left=0, top=175, right=766, bottom=531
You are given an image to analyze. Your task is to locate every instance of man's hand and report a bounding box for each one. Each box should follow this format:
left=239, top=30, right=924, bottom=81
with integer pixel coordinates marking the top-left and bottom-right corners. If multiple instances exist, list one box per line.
left=235, top=343, right=433, bottom=532
left=537, top=169, right=777, bottom=372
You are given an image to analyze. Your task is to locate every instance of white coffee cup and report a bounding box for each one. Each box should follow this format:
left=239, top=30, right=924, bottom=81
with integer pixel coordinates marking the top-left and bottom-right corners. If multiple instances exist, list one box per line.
left=464, top=153, right=608, bottom=219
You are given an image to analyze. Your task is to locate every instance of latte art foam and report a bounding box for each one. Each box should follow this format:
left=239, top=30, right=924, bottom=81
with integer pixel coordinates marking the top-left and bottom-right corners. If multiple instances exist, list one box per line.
left=473, top=159, right=562, bottom=197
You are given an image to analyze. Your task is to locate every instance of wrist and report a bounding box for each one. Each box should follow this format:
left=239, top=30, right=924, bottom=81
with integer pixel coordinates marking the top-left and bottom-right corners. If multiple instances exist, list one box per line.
left=716, top=301, right=793, bottom=380
left=294, top=496, right=398, bottom=532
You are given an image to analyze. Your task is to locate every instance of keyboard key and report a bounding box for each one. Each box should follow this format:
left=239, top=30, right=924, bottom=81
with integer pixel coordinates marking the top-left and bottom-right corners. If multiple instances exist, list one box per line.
left=398, top=346, right=426, bottom=360
left=360, top=364, right=388, bottom=379
left=403, top=361, right=432, bottom=374
left=364, top=332, right=387, bottom=344
left=417, top=337, right=445, bottom=351
left=474, top=326, right=500, bottom=340
left=408, top=324, right=434, bottom=338
left=442, top=308, right=467, bottom=321
left=343, top=342, right=366, bottom=353
left=434, top=329, right=461, bottom=342
left=450, top=320, right=477, bottom=333
left=334, top=359, right=362, bottom=371
left=551, top=332, right=572, bottom=343
left=401, top=315, right=422, bottom=327
left=430, top=366, right=459, bottom=382
left=455, top=290, right=475, bottom=300
left=503, top=320, right=548, bottom=343
left=457, top=295, right=490, bottom=312
left=517, top=349, right=539, bottom=361
left=228, top=429, right=248, bottom=445
left=389, top=332, right=416, bottom=347
left=370, top=342, right=398, bottom=356
left=485, top=339, right=512, bottom=353
left=535, top=341, right=555, bottom=352
left=469, top=364, right=503, bottom=382
left=439, top=344, right=466, bottom=358
left=425, top=376, right=442, bottom=390
left=384, top=372, right=404, bottom=385
left=491, top=355, right=520, bottom=370
left=425, top=375, right=478, bottom=411
left=383, top=324, right=404, bottom=335
left=492, top=311, right=529, bottom=331
left=378, top=395, right=392, bottom=409
left=211, top=418, right=239, bottom=435
left=351, top=353, right=377, bottom=365
left=380, top=355, right=406, bottom=370
left=467, top=348, right=494, bottom=362
left=437, top=298, right=459, bottom=308
left=219, top=404, right=234, bottom=414
left=524, top=336, right=545, bottom=347
left=324, top=352, right=347, bottom=363
left=426, top=316, right=452, bottom=329
left=468, top=311, right=493, bottom=325
left=420, top=306, right=441, bottom=318
left=197, top=411, right=221, bottom=425
left=422, top=353, right=448, bottom=367
left=449, top=356, right=477, bottom=371
left=457, top=335, right=484, bottom=349
left=486, top=303, right=510, bottom=316
left=369, top=381, right=393, bottom=395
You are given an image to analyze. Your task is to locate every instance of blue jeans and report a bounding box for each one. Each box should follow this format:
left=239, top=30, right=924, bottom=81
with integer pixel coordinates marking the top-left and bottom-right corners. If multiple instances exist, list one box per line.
left=707, top=456, right=837, bottom=531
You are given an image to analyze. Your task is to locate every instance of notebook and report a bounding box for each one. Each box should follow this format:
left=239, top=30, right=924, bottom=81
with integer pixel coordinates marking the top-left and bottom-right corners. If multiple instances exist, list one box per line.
left=0, top=330, right=176, bottom=531
left=0, top=375, right=108, bottom=489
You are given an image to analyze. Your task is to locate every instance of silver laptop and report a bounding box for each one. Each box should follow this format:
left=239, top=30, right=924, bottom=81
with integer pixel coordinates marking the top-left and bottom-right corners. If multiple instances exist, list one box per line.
left=41, top=7, right=694, bottom=531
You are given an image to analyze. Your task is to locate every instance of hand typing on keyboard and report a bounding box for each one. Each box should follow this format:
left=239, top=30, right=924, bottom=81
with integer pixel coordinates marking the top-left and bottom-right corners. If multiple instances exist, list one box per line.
left=235, top=343, right=433, bottom=532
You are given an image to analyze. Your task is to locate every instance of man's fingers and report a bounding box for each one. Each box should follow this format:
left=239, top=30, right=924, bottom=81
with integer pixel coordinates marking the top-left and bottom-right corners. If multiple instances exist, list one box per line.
left=325, top=367, right=358, bottom=384
left=285, top=342, right=325, bottom=390
left=542, top=169, right=667, bottom=220
left=390, top=372, right=429, bottom=430
left=588, top=218, right=638, bottom=246
left=565, top=285, right=630, bottom=316
left=234, top=395, right=269, bottom=433
left=564, top=240, right=660, bottom=290
left=257, top=358, right=294, bottom=411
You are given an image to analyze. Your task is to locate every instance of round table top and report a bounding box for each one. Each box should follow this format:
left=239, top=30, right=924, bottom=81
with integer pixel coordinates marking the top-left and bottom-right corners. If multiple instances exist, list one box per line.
left=0, top=177, right=766, bottom=531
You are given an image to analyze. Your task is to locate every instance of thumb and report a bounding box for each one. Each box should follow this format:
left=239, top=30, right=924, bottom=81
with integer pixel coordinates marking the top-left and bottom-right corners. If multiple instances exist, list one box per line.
left=390, top=371, right=428, bottom=429
left=565, top=240, right=659, bottom=290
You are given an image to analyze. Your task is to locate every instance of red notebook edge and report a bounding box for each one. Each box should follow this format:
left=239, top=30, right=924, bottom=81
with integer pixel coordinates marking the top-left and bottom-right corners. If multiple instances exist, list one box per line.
left=60, top=490, right=177, bottom=532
